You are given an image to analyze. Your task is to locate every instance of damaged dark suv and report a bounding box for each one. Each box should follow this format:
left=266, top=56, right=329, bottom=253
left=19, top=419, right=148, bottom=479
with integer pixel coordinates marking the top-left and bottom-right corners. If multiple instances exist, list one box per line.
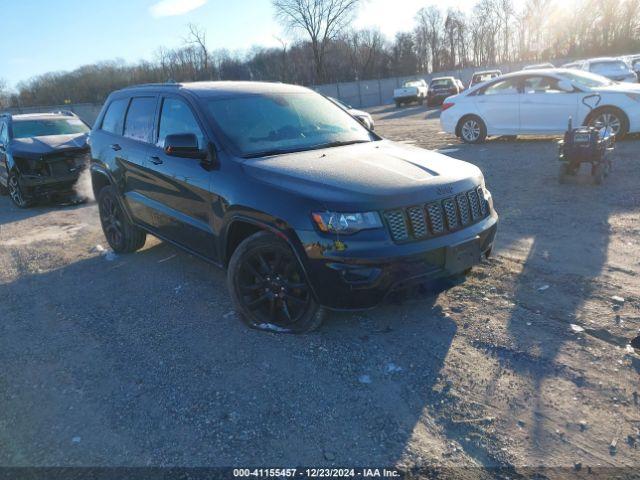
left=0, top=112, right=91, bottom=207
left=90, top=82, right=498, bottom=333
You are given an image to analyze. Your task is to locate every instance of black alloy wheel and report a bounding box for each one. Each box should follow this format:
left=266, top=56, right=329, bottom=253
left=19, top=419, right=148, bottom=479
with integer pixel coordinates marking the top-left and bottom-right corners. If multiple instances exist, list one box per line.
left=228, top=232, right=324, bottom=333
left=97, top=186, right=146, bottom=253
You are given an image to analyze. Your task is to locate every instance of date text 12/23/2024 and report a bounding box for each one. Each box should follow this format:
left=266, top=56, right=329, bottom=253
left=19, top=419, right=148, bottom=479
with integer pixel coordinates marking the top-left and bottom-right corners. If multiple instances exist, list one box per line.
left=233, top=468, right=401, bottom=478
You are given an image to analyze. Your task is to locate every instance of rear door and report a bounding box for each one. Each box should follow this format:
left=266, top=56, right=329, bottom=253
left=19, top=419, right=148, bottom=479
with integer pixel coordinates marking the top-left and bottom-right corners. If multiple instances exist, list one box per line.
left=519, top=75, right=578, bottom=133
left=474, top=78, right=521, bottom=134
left=143, top=95, right=216, bottom=259
left=118, top=96, right=160, bottom=228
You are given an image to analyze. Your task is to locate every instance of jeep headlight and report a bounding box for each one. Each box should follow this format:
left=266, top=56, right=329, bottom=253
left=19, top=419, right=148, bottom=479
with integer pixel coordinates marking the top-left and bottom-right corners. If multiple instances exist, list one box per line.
left=312, top=211, right=382, bottom=234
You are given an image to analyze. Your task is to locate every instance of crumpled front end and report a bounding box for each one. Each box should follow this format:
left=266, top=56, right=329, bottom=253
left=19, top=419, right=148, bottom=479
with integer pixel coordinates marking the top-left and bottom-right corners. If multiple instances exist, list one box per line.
left=15, top=148, right=91, bottom=196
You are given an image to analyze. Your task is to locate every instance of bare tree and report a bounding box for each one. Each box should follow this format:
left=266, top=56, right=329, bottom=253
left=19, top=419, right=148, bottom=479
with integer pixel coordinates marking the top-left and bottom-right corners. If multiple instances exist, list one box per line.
left=272, top=0, right=361, bottom=83
left=184, top=23, right=211, bottom=79
left=416, top=6, right=443, bottom=72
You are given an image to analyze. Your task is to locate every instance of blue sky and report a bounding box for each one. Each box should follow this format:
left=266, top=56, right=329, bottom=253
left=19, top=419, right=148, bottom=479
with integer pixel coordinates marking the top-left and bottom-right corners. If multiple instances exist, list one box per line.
left=2, top=0, right=478, bottom=88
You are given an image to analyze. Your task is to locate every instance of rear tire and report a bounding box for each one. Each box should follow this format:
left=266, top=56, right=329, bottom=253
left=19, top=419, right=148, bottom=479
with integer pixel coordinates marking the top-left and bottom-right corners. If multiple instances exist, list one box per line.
left=586, top=107, right=629, bottom=139
left=228, top=231, right=324, bottom=334
left=458, top=115, right=487, bottom=144
left=97, top=185, right=146, bottom=253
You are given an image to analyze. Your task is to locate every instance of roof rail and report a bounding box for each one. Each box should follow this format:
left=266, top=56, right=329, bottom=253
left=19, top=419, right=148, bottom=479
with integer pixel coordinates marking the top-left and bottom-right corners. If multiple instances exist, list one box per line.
left=125, top=82, right=181, bottom=89
left=49, top=110, right=77, bottom=117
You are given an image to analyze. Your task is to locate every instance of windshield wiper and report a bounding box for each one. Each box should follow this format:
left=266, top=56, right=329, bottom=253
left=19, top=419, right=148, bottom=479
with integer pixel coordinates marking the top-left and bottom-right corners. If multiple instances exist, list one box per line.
left=242, top=140, right=372, bottom=159
left=306, top=139, right=371, bottom=151
left=243, top=147, right=310, bottom=159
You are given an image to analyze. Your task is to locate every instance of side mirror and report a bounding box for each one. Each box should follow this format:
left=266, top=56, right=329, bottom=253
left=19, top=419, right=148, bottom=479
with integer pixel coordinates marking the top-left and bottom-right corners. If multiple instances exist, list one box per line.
left=557, top=79, right=574, bottom=92
left=164, top=133, right=206, bottom=159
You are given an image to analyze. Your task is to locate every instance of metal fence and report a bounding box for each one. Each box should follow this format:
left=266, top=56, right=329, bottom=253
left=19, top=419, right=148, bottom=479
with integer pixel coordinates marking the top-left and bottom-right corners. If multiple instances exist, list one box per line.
left=312, top=58, right=571, bottom=109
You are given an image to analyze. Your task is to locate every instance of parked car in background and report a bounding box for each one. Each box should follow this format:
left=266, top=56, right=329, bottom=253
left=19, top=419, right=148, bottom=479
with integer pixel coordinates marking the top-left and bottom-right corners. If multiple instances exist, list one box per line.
left=393, top=80, right=428, bottom=107
left=89, top=81, right=497, bottom=333
left=562, top=61, right=584, bottom=70
left=440, top=68, right=640, bottom=143
left=469, top=70, right=502, bottom=88
left=427, top=77, right=464, bottom=106
left=581, top=57, right=637, bottom=82
left=0, top=111, right=90, bottom=207
left=522, top=62, right=555, bottom=70
left=327, top=96, right=375, bottom=130
left=623, top=54, right=640, bottom=80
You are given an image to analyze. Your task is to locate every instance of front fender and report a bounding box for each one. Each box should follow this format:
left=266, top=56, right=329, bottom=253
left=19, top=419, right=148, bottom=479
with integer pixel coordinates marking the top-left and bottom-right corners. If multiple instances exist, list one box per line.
left=222, top=212, right=321, bottom=303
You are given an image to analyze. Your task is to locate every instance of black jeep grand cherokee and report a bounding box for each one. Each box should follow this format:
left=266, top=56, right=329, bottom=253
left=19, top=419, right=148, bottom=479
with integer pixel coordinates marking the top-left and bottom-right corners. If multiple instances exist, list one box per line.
left=90, top=82, right=497, bottom=333
left=0, top=112, right=91, bottom=207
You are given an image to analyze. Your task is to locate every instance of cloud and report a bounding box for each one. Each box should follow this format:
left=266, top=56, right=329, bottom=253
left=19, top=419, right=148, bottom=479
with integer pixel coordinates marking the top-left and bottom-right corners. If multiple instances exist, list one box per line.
left=150, top=0, right=207, bottom=17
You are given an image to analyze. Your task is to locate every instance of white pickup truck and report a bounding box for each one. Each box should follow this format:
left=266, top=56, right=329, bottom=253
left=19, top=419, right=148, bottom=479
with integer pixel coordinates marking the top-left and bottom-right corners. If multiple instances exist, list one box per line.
left=393, top=80, right=428, bottom=107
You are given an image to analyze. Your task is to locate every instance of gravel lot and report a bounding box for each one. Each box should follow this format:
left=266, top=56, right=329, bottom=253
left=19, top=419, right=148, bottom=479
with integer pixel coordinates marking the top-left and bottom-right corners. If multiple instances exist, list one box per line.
left=1, top=104, right=639, bottom=476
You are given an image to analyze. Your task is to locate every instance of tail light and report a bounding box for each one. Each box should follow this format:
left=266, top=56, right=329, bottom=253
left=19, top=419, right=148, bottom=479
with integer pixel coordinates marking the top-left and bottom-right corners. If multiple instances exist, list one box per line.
left=441, top=102, right=455, bottom=111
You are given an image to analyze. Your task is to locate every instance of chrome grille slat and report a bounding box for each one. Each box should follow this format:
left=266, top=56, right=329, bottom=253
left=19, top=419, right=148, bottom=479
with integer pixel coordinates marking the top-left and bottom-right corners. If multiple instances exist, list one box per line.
left=468, top=189, right=481, bottom=220
left=442, top=198, right=458, bottom=230
left=477, top=187, right=489, bottom=215
left=407, top=206, right=428, bottom=238
left=456, top=194, right=471, bottom=225
left=384, top=210, right=409, bottom=241
left=426, top=203, right=444, bottom=234
left=385, top=186, right=489, bottom=243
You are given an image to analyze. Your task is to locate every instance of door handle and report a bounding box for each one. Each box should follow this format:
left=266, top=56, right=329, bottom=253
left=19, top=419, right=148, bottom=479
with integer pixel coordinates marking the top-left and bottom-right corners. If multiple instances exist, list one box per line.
left=148, top=156, right=163, bottom=165
left=110, top=144, right=122, bottom=151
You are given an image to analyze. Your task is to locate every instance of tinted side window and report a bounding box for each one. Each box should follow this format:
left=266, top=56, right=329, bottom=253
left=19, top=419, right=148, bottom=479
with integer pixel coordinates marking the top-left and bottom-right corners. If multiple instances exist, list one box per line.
left=101, top=98, right=129, bottom=135
left=158, top=98, right=205, bottom=148
left=124, top=97, right=157, bottom=143
left=483, top=79, right=520, bottom=95
left=0, top=122, right=6, bottom=144
left=523, top=76, right=563, bottom=94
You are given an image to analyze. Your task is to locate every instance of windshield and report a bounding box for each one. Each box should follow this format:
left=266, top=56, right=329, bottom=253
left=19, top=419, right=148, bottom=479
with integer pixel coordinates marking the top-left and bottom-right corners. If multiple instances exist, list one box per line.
left=473, top=73, right=497, bottom=83
left=12, top=118, right=89, bottom=139
left=206, top=93, right=374, bottom=157
left=431, top=79, right=453, bottom=87
left=558, top=70, right=614, bottom=89
left=590, top=60, right=628, bottom=72
left=403, top=81, right=422, bottom=88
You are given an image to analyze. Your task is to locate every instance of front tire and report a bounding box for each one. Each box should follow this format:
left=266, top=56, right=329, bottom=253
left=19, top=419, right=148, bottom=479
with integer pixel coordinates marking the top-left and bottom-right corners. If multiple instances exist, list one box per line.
left=458, top=115, right=487, bottom=144
left=228, top=231, right=324, bottom=333
left=97, top=185, right=146, bottom=253
left=8, top=172, right=34, bottom=208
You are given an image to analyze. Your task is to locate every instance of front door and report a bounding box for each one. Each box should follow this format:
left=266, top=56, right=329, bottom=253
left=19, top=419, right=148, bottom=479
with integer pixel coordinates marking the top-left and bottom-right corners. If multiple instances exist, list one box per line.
left=519, top=75, right=579, bottom=133
left=474, top=78, right=521, bottom=134
left=144, top=95, right=216, bottom=259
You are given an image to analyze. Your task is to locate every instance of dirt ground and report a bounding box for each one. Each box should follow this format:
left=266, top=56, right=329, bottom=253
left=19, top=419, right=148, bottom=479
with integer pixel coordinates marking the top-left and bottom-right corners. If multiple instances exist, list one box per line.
left=0, top=104, right=639, bottom=477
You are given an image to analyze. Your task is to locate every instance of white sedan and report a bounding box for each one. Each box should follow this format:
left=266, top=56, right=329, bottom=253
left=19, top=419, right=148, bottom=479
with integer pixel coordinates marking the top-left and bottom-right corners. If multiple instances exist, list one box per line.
left=440, top=69, right=640, bottom=143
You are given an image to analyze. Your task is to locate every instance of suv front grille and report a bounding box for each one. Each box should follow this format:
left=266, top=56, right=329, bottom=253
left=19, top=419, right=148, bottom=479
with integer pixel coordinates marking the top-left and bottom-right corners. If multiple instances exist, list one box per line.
left=384, top=187, right=489, bottom=243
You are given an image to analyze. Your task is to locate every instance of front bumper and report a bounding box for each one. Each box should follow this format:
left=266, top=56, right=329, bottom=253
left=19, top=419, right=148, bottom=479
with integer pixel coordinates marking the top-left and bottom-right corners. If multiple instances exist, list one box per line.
left=394, top=95, right=420, bottom=103
left=296, top=213, right=498, bottom=310
left=20, top=168, right=83, bottom=197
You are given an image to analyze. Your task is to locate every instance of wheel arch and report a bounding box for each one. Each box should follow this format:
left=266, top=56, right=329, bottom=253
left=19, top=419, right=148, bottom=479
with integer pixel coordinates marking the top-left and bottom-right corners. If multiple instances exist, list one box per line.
left=455, top=113, right=486, bottom=137
left=90, top=165, right=113, bottom=198
left=222, top=215, right=320, bottom=301
left=583, top=105, right=629, bottom=130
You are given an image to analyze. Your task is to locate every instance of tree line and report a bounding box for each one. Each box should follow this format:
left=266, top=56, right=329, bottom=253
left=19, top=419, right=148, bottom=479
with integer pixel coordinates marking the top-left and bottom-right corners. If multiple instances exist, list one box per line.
left=2, top=0, right=639, bottom=108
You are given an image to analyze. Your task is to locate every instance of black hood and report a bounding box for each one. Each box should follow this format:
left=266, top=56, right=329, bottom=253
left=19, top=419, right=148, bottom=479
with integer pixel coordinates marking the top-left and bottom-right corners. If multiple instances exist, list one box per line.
left=242, top=140, right=483, bottom=209
left=10, top=133, right=88, bottom=157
